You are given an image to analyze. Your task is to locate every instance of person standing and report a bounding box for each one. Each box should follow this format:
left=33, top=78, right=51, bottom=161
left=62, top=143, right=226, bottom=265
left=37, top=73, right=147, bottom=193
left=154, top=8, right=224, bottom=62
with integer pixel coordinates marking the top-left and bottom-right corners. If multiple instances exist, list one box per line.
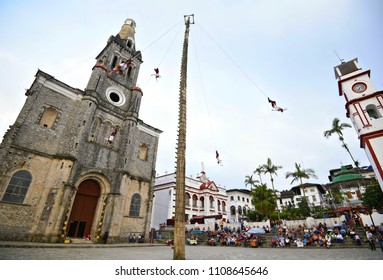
left=366, top=230, right=376, bottom=251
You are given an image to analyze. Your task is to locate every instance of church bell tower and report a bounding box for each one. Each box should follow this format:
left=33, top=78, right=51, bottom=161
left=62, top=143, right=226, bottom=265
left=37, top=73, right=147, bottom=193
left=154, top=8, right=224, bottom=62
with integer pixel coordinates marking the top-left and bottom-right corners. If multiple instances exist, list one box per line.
left=334, top=58, right=383, bottom=190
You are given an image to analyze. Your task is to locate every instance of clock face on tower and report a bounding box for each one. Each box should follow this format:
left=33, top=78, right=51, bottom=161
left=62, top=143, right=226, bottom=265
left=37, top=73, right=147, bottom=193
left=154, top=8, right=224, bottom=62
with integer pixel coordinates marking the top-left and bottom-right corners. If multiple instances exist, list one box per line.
left=352, top=82, right=367, bottom=93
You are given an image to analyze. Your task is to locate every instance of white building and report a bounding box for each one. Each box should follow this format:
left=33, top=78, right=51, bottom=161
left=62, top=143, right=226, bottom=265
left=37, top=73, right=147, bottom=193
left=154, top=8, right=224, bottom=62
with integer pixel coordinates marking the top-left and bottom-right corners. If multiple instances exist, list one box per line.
left=277, top=183, right=327, bottom=210
left=151, top=171, right=227, bottom=230
left=226, top=189, right=254, bottom=223
left=334, top=59, right=383, bottom=191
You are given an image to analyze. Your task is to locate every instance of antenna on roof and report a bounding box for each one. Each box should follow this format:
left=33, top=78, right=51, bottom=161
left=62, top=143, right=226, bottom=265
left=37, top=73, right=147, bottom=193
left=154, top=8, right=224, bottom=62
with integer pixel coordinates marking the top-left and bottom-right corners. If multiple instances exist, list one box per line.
left=333, top=50, right=345, bottom=64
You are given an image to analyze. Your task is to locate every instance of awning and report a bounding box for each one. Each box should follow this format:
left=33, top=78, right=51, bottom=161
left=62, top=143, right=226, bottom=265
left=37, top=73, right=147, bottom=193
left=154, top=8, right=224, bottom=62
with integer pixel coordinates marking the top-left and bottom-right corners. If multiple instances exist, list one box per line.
left=329, top=206, right=366, bottom=213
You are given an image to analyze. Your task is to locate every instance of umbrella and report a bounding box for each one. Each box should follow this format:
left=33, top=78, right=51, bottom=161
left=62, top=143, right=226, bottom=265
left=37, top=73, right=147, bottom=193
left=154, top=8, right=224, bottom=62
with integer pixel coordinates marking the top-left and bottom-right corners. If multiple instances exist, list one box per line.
left=246, top=227, right=265, bottom=235
left=190, top=229, right=203, bottom=235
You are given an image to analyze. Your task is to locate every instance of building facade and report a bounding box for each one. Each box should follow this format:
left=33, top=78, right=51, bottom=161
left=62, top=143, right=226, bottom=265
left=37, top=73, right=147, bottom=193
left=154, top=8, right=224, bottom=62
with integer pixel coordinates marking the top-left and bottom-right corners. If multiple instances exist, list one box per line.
left=0, top=19, right=161, bottom=243
left=151, top=171, right=227, bottom=230
left=325, top=165, right=375, bottom=209
left=334, top=59, right=383, bottom=191
left=226, top=189, right=254, bottom=223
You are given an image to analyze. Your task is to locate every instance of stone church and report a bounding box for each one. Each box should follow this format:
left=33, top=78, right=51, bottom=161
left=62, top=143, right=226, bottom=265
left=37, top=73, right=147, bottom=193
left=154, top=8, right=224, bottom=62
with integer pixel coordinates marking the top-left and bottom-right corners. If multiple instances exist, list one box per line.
left=0, top=18, right=161, bottom=243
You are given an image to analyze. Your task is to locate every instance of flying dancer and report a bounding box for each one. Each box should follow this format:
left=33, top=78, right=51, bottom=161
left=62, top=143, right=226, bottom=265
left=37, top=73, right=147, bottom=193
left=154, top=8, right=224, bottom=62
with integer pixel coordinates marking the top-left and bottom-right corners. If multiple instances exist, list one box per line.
left=110, top=60, right=131, bottom=74
left=216, top=150, right=223, bottom=165
left=268, top=98, right=287, bottom=113
left=152, top=68, right=161, bottom=80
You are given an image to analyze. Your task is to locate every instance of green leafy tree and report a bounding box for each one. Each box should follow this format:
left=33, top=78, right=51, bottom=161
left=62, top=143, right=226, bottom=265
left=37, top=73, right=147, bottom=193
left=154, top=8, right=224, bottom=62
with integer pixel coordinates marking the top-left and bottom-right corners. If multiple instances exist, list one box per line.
left=262, top=158, right=282, bottom=219
left=327, top=186, right=347, bottom=208
left=245, top=209, right=260, bottom=222
left=361, top=180, right=383, bottom=212
left=250, top=183, right=277, bottom=220
left=298, top=197, right=311, bottom=218
left=285, top=163, right=318, bottom=198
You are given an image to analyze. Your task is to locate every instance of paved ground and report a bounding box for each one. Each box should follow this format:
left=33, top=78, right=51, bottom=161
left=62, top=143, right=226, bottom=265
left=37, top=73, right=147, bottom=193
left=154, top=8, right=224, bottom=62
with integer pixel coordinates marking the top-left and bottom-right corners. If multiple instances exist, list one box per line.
left=0, top=242, right=382, bottom=260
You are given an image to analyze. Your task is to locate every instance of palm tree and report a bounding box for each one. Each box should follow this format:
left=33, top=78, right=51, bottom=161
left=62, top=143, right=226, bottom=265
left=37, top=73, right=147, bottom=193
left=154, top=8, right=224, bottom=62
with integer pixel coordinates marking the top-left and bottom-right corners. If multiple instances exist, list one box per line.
left=262, top=158, right=282, bottom=219
left=250, top=183, right=277, bottom=220
left=324, top=118, right=358, bottom=168
left=253, top=165, right=264, bottom=184
left=285, top=163, right=318, bottom=198
left=244, top=175, right=259, bottom=190
left=324, top=118, right=365, bottom=190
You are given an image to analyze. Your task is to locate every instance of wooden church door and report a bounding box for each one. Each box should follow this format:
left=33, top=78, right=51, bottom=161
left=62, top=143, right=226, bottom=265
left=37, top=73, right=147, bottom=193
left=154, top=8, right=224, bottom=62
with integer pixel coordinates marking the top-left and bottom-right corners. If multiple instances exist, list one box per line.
left=67, top=179, right=100, bottom=238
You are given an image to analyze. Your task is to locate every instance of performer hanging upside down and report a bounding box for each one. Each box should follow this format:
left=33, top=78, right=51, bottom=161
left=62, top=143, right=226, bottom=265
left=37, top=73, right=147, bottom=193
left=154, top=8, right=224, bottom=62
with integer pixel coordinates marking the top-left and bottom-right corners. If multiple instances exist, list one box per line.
left=110, top=60, right=131, bottom=74
left=152, top=68, right=161, bottom=80
left=268, top=97, right=287, bottom=112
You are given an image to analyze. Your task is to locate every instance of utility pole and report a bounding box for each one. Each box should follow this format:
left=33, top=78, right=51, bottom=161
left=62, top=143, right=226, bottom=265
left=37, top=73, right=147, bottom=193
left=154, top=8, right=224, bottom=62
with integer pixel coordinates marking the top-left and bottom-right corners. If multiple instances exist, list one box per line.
left=173, top=14, right=194, bottom=260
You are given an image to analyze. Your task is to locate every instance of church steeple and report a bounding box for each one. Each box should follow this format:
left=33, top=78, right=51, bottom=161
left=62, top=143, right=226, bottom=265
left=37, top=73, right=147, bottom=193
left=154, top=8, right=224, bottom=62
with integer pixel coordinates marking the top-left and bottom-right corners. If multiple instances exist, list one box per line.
left=85, top=18, right=143, bottom=119
left=118, top=18, right=136, bottom=48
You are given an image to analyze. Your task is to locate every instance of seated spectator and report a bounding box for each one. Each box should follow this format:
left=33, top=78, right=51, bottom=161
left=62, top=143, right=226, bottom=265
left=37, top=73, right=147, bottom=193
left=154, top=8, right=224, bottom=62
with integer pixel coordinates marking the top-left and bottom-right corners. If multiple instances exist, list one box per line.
left=285, top=236, right=291, bottom=247
left=279, top=235, right=285, bottom=247
left=349, top=228, right=356, bottom=239
left=319, top=235, right=326, bottom=247
left=271, top=236, right=278, bottom=248
left=333, top=220, right=340, bottom=228
left=325, top=234, right=332, bottom=248
left=296, top=238, right=304, bottom=248
left=333, top=233, right=344, bottom=243
left=312, top=234, right=319, bottom=245
left=379, top=223, right=383, bottom=235
left=354, top=234, right=361, bottom=246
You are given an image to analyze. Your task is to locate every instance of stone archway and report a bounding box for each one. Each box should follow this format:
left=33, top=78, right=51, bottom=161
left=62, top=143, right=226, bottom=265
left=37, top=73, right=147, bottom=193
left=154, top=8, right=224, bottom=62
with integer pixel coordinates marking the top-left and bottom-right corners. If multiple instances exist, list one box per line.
left=67, top=179, right=100, bottom=238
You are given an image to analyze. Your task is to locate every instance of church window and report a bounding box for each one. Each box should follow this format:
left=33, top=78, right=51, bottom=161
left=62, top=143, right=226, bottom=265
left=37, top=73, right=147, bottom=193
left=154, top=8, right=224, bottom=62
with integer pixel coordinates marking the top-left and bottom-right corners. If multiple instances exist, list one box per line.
left=209, top=196, right=214, bottom=208
left=127, top=39, right=134, bottom=48
left=230, top=206, right=236, bottom=215
left=217, top=200, right=221, bottom=211
left=192, top=195, right=197, bottom=207
left=129, top=193, right=141, bottom=217
left=106, top=87, right=126, bottom=107
left=366, top=104, right=382, bottom=119
left=138, top=143, right=148, bottom=161
left=200, top=197, right=204, bottom=208
left=185, top=193, right=190, bottom=206
left=2, top=170, right=32, bottom=204
left=222, top=201, right=226, bottom=212
left=127, top=66, right=133, bottom=79
left=101, top=121, right=113, bottom=144
left=230, top=196, right=234, bottom=201
left=238, top=205, right=242, bottom=215
left=39, top=107, right=58, bottom=128
left=111, top=56, right=118, bottom=68
left=90, top=116, right=101, bottom=141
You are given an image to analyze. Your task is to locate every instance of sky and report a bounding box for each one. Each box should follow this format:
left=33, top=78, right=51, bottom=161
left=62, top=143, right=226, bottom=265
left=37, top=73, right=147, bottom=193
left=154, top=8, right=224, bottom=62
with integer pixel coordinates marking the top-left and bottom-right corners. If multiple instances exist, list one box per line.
left=0, top=0, right=382, bottom=192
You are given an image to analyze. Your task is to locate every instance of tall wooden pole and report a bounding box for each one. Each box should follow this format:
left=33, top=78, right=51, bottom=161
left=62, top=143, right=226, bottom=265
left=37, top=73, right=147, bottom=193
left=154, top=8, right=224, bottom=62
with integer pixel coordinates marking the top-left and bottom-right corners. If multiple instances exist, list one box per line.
left=173, top=15, right=193, bottom=260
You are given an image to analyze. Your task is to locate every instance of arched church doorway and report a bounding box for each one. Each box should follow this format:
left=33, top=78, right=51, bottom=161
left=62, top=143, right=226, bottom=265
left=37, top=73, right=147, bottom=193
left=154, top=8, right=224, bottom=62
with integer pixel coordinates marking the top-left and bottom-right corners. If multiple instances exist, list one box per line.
left=67, top=179, right=100, bottom=238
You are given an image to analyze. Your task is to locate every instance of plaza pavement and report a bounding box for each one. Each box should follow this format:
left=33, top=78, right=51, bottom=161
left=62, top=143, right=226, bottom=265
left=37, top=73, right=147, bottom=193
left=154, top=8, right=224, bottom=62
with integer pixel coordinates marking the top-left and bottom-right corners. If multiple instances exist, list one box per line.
left=0, top=241, right=382, bottom=260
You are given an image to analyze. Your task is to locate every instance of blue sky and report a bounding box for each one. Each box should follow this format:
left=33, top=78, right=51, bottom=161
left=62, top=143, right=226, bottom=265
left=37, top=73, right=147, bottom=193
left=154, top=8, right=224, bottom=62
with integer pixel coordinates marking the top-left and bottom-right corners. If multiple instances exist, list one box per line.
left=0, top=0, right=382, bottom=191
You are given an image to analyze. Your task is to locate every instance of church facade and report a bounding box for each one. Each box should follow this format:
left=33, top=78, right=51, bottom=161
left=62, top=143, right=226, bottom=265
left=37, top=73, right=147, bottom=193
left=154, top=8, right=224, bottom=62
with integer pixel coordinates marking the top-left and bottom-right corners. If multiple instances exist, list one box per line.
left=0, top=19, right=161, bottom=243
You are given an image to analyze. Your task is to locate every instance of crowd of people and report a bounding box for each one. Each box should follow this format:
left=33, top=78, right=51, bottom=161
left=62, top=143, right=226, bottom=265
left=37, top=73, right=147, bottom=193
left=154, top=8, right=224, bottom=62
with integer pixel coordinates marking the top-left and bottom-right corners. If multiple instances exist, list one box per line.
left=185, top=218, right=383, bottom=252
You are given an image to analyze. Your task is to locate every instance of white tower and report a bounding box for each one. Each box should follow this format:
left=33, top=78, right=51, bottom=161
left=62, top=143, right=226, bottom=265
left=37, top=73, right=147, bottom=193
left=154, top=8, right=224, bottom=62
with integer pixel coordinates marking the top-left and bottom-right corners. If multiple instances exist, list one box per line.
left=334, top=58, right=383, bottom=191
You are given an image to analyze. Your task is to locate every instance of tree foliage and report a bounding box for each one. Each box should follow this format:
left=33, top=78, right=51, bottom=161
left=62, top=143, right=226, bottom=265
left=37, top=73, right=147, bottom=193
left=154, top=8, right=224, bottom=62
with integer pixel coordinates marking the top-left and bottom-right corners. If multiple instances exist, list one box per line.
left=361, top=180, right=383, bottom=212
left=250, top=183, right=277, bottom=220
